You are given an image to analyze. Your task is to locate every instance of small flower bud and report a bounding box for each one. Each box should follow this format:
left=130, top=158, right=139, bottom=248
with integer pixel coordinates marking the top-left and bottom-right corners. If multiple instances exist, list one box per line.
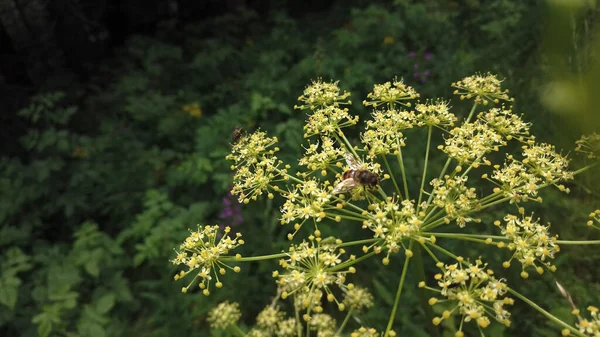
left=428, top=297, right=438, bottom=305
left=561, top=329, right=570, bottom=336
left=382, top=257, right=390, bottom=265
left=418, top=281, right=426, bottom=288
left=432, top=317, right=442, bottom=325
left=520, top=271, right=529, bottom=278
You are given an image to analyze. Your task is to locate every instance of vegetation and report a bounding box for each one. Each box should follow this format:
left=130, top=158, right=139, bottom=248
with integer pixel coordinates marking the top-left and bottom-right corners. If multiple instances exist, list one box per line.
left=1, top=1, right=599, bottom=337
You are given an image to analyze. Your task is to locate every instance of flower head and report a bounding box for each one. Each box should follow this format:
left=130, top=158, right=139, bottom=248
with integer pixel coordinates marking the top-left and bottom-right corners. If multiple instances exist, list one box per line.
left=576, top=133, right=600, bottom=159
left=207, top=301, right=241, bottom=329
left=429, top=175, right=479, bottom=227
left=496, top=214, right=560, bottom=272
left=308, top=314, right=337, bottom=337
left=440, top=121, right=504, bottom=166
left=299, top=137, right=344, bottom=173
left=363, top=79, right=419, bottom=108
left=574, top=305, right=600, bottom=336
left=171, top=225, right=244, bottom=294
left=361, top=109, right=414, bottom=158
left=295, top=79, right=351, bottom=110
left=343, top=285, right=374, bottom=311
left=428, top=259, right=513, bottom=331
left=276, top=238, right=354, bottom=311
left=452, top=73, right=513, bottom=105
left=478, top=106, right=530, bottom=141
left=256, top=305, right=284, bottom=333
left=351, top=327, right=382, bottom=337
left=414, top=100, right=457, bottom=128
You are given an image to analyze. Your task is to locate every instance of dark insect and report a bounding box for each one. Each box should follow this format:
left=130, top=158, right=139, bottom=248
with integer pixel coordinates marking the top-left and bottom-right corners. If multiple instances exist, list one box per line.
left=331, top=152, right=380, bottom=195
left=232, top=127, right=243, bottom=143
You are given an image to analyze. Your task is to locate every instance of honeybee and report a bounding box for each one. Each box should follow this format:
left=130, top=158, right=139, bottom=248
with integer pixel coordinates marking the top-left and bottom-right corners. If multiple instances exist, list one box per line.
left=331, top=152, right=380, bottom=195
left=232, top=127, right=243, bottom=143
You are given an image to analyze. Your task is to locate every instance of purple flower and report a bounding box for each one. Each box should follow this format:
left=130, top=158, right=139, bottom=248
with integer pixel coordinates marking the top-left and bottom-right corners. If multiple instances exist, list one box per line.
left=423, top=70, right=431, bottom=77
left=218, top=186, right=243, bottom=228
left=414, top=71, right=420, bottom=78
left=424, top=52, right=433, bottom=61
left=408, top=51, right=416, bottom=58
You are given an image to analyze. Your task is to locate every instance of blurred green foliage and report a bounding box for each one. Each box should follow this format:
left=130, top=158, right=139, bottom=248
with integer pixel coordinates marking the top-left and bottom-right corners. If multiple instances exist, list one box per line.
left=1, top=1, right=599, bottom=336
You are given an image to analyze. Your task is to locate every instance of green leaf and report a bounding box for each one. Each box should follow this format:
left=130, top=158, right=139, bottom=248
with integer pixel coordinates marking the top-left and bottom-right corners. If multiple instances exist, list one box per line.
left=37, top=317, right=52, bottom=337
left=84, top=260, right=100, bottom=277
left=88, top=323, right=106, bottom=337
left=0, top=275, right=20, bottom=310
left=95, top=293, right=115, bottom=315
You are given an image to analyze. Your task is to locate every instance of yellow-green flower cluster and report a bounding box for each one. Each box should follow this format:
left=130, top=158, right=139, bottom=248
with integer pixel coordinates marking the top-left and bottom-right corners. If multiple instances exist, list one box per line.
left=246, top=306, right=300, bottom=337
left=274, top=238, right=355, bottom=312
left=477, top=106, right=530, bottom=141
left=299, top=137, right=343, bottom=174
left=227, top=130, right=286, bottom=203
left=342, top=285, right=374, bottom=311
left=427, top=259, right=513, bottom=331
left=172, top=225, right=244, bottom=295
left=429, top=175, right=479, bottom=227
left=362, top=198, right=422, bottom=259
left=488, top=161, right=541, bottom=204
left=414, top=100, right=457, bottom=128
left=280, top=179, right=333, bottom=234
left=440, top=121, right=504, bottom=166
left=361, top=108, right=414, bottom=158
left=576, top=133, right=600, bottom=159
left=207, top=301, right=241, bottom=329
left=495, top=214, right=559, bottom=275
left=587, top=210, right=600, bottom=230
left=573, top=306, right=600, bottom=337
left=308, top=314, right=337, bottom=337
left=350, top=327, right=383, bottom=337
left=296, top=79, right=351, bottom=109
left=257, top=305, right=285, bottom=333
left=522, top=143, right=573, bottom=185
left=363, top=79, right=419, bottom=107
left=452, top=73, right=513, bottom=105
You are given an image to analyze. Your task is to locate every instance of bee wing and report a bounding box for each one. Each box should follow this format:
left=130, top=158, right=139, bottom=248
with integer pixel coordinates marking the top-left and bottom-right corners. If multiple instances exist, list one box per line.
left=331, top=178, right=360, bottom=195
left=343, top=152, right=362, bottom=170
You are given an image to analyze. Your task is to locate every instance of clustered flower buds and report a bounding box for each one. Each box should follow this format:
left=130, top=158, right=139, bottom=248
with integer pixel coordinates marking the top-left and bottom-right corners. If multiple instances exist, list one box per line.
left=171, top=225, right=244, bottom=295
left=426, top=258, right=513, bottom=333
left=573, top=306, right=600, bottom=337
left=363, top=78, right=420, bottom=107
left=452, top=73, right=514, bottom=105
left=575, top=133, right=600, bottom=159
left=495, top=213, right=559, bottom=275
left=587, top=210, right=600, bottom=230
left=207, top=301, right=241, bottom=329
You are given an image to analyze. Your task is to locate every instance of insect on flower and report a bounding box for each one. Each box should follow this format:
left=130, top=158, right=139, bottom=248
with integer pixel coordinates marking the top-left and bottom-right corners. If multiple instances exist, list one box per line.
left=331, top=152, right=379, bottom=195
left=232, top=127, right=244, bottom=144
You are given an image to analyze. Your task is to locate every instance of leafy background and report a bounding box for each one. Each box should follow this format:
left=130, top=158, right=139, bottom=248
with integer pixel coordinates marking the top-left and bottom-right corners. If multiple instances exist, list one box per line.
left=1, top=0, right=599, bottom=336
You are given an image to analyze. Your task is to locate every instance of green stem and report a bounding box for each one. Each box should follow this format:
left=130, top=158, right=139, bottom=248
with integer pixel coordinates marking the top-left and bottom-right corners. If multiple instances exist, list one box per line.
left=383, top=155, right=402, bottom=198
left=556, top=240, right=600, bottom=245
left=330, top=251, right=376, bottom=272
left=294, top=306, right=303, bottom=337
left=412, top=245, right=441, bottom=337
left=423, top=232, right=507, bottom=241
left=220, top=252, right=287, bottom=262
left=417, top=126, right=433, bottom=212
left=335, top=308, right=354, bottom=336
left=396, top=140, right=410, bottom=200
left=228, top=324, right=246, bottom=337
left=384, top=241, right=413, bottom=337
left=338, top=238, right=380, bottom=248
left=508, top=288, right=585, bottom=337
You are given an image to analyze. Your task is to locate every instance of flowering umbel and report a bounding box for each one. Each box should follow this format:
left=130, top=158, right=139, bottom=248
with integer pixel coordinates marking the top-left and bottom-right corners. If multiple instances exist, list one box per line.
left=207, top=301, right=242, bottom=329
left=171, top=225, right=244, bottom=295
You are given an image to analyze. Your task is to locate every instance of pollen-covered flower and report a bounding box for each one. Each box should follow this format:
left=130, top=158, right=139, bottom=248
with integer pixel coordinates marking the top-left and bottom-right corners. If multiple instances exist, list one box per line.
left=488, top=161, right=542, bottom=204
left=363, top=79, right=419, bottom=107
left=351, top=326, right=381, bottom=337
left=440, top=121, right=504, bottom=166
left=207, top=301, right=242, bottom=329
left=256, top=305, right=284, bottom=333
left=280, top=179, right=333, bottom=233
left=587, top=210, right=600, bottom=230
left=343, top=285, right=374, bottom=311
left=277, top=318, right=299, bottom=337
left=303, top=105, right=360, bottom=137
left=299, top=137, right=344, bottom=173
left=522, top=143, right=573, bottom=184
left=414, top=100, right=457, bottom=128
left=576, top=133, right=600, bottom=159
left=429, top=175, right=479, bottom=227
left=276, top=238, right=355, bottom=311
left=308, top=314, right=337, bottom=337
left=478, top=106, right=530, bottom=141
left=227, top=130, right=287, bottom=203
left=574, top=305, right=600, bottom=336
left=362, top=198, right=422, bottom=258
left=171, top=225, right=244, bottom=294
left=496, top=214, right=559, bottom=272
left=295, top=79, right=351, bottom=110
left=452, top=73, right=513, bottom=105
left=428, top=259, right=513, bottom=331
left=361, top=108, right=414, bottom=158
